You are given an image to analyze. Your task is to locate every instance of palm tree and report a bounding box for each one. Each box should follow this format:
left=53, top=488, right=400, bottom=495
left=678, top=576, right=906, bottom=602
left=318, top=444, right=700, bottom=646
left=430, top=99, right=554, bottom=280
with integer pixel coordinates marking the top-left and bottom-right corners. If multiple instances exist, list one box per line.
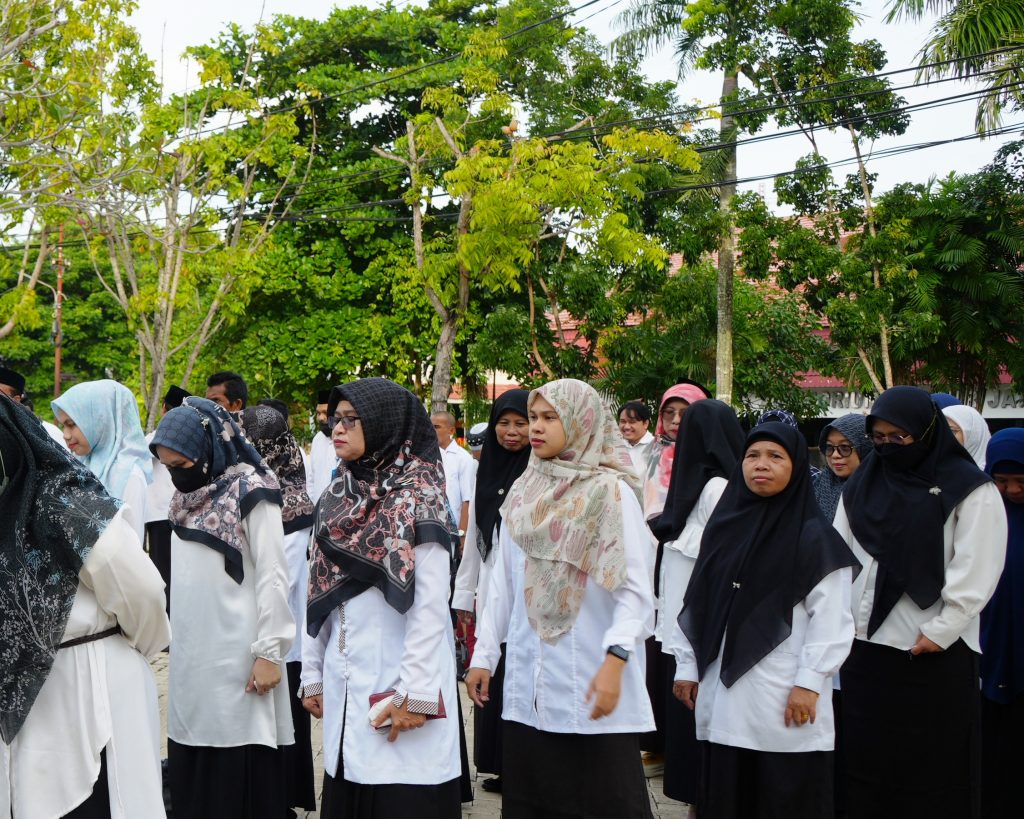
left=887, top=0, right=1024, bottom=131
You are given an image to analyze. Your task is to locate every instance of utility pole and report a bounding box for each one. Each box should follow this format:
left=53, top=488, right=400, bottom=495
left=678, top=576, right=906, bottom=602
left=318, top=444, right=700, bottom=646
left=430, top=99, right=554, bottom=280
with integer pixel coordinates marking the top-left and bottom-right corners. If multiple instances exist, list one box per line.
left=53, top=224, right=64, bottom=398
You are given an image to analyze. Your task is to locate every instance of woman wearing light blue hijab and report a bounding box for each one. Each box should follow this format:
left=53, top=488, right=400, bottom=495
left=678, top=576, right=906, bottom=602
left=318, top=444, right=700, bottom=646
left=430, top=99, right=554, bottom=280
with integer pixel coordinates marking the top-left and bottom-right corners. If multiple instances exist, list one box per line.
left=53, top=379, right=152, bottom=542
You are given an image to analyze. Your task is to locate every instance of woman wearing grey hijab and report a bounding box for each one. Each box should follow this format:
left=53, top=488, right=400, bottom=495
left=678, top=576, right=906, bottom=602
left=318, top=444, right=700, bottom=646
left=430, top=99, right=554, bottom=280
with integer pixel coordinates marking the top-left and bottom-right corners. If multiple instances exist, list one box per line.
left=812, top=415, right=872, bottom=522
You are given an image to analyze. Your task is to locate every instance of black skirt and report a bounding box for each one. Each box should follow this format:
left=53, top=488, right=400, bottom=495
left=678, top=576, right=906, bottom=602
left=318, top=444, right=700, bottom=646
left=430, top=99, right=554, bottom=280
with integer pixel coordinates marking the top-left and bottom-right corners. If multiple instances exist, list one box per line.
left=640, top=636, right=667, bottom=754
left=841, top=638, right=981, bottom=819
left=501, top=720, right=654, bottom=819
left=473, top=644, right=506, bottom=775
left=319, top=733, right=462, bottom=819
left=697, top=741, right=833, bottom=819
left=167, top=739, right=287, bottom=819
left=283, top=661, right=317, bottom=810
left=662, top=654, right=700, bottom=804
left=63, top=750, right=110, bottom=819
left=981, top=692, right=1024, bottom=819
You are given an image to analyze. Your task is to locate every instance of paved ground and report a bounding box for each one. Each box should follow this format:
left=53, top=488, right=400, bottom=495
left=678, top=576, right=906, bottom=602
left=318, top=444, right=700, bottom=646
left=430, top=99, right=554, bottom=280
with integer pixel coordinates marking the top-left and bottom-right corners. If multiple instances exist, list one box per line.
left=152, top=654, right=690, bottom=818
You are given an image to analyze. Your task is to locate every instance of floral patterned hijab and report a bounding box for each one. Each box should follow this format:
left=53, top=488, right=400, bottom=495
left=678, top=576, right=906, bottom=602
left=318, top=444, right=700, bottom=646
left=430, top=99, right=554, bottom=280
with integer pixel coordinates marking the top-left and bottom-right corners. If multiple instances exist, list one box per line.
left=239, top=405, right=315, bottom=534
left=149, top=397, right=281, bottom=583
left=0, top=395, right=121, bottom=742
left=504, top=379, right=641, bottom=641
left=306, top=378, right=457, bottom=636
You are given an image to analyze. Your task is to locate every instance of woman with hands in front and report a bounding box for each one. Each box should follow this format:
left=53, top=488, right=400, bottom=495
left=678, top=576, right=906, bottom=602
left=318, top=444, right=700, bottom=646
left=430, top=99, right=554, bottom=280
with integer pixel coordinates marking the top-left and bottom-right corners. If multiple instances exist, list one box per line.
left=301, top=379, right=462, bottom=818
left=671, top=423, right=859, bottom=819
left=465, top=379, right=656, bottom=819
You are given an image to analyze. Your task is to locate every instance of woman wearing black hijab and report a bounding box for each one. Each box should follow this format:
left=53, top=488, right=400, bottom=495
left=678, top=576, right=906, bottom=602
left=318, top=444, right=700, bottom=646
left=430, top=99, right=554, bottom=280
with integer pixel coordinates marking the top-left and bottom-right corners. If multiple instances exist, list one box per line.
left=0, top=394, right=170, bottom=818
left=453, top=389, right=531, bottom=792
left=647, top=400, right=744, bottom=809
left=832, top=386, right=1006, bottom=819
left=674, top=423, right=860, bottom=819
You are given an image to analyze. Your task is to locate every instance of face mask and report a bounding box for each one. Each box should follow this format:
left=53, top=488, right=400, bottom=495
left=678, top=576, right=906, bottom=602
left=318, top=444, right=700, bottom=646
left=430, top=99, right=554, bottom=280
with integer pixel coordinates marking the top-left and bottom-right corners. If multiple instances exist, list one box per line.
left=168, top=457, right=210, bottom=494
left=874, top=442, right=927, bottom=471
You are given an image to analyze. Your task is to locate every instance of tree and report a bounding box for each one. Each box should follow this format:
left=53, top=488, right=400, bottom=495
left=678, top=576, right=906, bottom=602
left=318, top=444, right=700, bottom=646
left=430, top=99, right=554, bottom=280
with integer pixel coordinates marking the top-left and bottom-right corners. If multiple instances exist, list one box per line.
left=886, top=0, right=1024, bottom=132
left=72, top=21, right=313, bottom=427
left=0, top=0, right=156, bottom=342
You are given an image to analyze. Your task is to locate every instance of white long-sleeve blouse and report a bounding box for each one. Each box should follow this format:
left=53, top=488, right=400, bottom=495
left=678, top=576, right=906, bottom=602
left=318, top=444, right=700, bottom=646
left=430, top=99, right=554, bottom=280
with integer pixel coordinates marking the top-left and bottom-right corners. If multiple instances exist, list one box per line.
left=470, top=480, right=656, bottom=736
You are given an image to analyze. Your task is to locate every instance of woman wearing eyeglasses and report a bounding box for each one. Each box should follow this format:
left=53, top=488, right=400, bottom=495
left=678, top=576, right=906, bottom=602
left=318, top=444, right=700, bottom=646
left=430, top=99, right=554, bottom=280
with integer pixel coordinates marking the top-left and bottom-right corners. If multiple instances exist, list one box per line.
left=812, top=415, right=872, bottom=523
left=831, top=386, right=1007, bottom=819
left=301, top=379, right=462, bottom=818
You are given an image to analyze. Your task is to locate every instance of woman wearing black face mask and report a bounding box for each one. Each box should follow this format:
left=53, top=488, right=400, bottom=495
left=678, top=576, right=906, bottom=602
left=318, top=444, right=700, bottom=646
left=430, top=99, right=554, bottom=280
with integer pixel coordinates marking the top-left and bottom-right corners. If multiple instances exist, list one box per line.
left=832, top=386, right=1007, bottom=819
left=150, top=397, right=296, bottom=819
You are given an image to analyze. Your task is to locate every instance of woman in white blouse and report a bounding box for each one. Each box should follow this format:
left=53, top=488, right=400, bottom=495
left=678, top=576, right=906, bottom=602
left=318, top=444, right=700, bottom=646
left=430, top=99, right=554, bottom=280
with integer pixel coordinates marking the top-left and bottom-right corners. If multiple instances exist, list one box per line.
left=833, top=386, right=1006, bottom=819
left=453, top=388, right=530, bottom=793
left=150, top=397, right=295, bottom=819
left=302, top=379, right=462, bottom=818
left=647, top=399, right=744, bottom=811
left=673, top=422, right=859, bottom=819
left=1, top=394, right=170, bottom=819
left=466, top=378, right=656, bottom=819
left=51, top=379, right=153, bottom=542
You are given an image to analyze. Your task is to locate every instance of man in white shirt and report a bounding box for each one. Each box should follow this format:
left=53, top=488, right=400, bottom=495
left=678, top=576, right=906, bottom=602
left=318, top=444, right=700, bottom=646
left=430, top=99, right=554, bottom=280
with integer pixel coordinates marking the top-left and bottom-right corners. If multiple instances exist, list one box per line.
left=432, top=411, right=476, bottom=556
left=309, top=389, right=337, bottom=503
left=619, top=400, right=654, bottom=475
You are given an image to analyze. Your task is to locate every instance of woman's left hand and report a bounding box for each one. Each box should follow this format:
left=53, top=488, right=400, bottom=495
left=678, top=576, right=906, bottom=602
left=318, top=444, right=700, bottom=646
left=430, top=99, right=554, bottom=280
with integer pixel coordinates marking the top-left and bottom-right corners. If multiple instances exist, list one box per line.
left=784, top=686, right=819, bottom=727
left=372, top=698, right=428, bottom=742
left=246, top=657, right=282, bottom=695
left=586, top=654, right=625, bottom=720
left=909, top=633, right=942, bottom=655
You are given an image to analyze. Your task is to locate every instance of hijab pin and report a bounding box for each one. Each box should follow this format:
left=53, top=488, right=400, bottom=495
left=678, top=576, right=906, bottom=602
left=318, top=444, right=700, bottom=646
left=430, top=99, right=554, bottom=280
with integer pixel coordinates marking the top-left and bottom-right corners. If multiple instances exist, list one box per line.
left=732, top=581, right=742, bottom=589
left=929, top=486, right=941, bottom=495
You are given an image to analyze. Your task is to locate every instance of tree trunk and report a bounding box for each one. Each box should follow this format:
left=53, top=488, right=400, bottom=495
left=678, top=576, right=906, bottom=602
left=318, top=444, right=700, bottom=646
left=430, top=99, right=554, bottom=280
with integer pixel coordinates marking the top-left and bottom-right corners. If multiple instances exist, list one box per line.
left=715, top=69, right=739, bottom=405
left=431, top=313, right=457, bottom=413
left=848, top=125, right=894, bottom=389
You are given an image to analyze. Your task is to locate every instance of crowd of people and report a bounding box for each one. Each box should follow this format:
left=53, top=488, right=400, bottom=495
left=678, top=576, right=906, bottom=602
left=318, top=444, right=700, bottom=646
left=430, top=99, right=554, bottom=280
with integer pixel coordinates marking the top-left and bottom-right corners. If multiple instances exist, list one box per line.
left=0, top=361, right=1021, bottom=819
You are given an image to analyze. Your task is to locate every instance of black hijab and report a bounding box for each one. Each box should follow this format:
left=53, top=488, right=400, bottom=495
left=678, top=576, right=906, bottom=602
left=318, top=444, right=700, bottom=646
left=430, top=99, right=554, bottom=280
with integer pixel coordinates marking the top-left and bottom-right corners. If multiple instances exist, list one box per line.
left=648, top=400, right=745, bottom=545
left=680, top=423, right=859, bottom=687
left=474, top=389, right=531, bottom=560
left=842, top=385, right=991, bottom=636
left=0, top=394, right=121, bottom=742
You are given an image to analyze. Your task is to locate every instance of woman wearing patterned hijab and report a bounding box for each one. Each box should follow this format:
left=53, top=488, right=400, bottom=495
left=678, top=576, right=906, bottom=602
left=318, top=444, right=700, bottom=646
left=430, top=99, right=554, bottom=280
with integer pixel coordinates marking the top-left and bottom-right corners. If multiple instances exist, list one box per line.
left=301, top=378, right=462, bottom=818
left=812, top=414, right=873, bottom=522
left=51, top=379, right=153, bottom=542
left=466, top=379, right=656, bottom=819
left=150, top=397, right=295, bottom=819
left=0, top=394, right=170, bottom=818
left=238, top=404, right=316, bottom=816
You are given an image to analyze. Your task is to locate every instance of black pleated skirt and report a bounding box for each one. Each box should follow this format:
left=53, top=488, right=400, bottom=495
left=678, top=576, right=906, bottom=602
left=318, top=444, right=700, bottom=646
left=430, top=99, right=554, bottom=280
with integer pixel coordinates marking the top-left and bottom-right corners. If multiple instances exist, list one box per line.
left=697, top=741, right=833, bottom=819
left=501, top=720, right=655, bottom=819
left=167, top=739, right=287, bottom=819
left=981, top=692, right=1024, bottom=819
left=841, top=638, right=981, bottom=819
left=283, top=661, right=317, bottom=810
left=144, top=520, right=172, bottom=614
left=662, top=654, right=700, bottom=804
left=473, top=645, right=506, bottom=775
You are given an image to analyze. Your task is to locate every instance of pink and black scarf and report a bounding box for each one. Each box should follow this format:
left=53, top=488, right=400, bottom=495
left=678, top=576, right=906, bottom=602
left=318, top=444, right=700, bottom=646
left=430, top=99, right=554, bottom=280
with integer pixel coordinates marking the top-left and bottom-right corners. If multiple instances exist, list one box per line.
left=306, top=378, right=457, bottom=636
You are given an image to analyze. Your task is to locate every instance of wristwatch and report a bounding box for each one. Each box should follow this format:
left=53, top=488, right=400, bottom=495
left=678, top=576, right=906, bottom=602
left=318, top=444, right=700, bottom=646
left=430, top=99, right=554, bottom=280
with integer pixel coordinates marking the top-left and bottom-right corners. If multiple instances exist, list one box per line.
left=607, top=645, right=630, bottom=663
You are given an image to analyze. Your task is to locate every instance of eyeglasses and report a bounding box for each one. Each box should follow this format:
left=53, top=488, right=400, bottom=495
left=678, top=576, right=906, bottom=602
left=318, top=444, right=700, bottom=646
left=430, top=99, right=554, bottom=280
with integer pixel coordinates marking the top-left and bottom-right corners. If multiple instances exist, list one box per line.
left=660, top=408, right=687, bottom=420
left=825, top=444, right=854, bottom=457
left=330, top=415, right=361, bottom=430
left=870, top=431, right=914, bottom=445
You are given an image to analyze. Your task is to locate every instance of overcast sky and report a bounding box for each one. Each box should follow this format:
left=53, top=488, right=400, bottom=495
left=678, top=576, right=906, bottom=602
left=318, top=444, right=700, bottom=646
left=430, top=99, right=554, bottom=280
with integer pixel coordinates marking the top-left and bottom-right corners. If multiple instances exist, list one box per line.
left=130, top=0, right=1021, bottom=207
